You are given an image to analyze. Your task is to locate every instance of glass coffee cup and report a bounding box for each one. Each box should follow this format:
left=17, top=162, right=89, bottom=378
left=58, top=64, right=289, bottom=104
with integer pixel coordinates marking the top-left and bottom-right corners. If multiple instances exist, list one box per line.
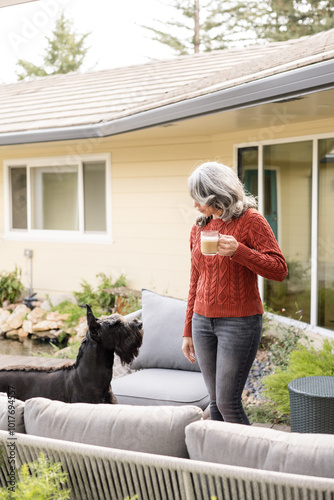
left=201, top=230, right=219, bottom=256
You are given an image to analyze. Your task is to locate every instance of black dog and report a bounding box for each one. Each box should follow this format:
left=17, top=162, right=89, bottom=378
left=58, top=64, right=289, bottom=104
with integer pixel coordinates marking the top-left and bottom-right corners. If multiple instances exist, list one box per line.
left=0, top=305, right=142, bottom=403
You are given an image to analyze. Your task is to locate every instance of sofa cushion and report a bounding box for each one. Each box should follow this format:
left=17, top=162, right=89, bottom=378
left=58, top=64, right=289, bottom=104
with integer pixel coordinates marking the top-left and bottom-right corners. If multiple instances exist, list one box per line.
left=0, top=392, right=25, bottom=434
left=185, top=420, right=334, bottom=479
left=132, top=289, right=200, bottom=372
left=24, top=397, right=203, bottom=458
left=113, top=368, right=209, bottom=408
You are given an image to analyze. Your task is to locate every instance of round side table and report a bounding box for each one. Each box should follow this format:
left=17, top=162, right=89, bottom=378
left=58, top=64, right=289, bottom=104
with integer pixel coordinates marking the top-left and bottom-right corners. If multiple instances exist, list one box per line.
left=288, top=376, right=334, bottom=433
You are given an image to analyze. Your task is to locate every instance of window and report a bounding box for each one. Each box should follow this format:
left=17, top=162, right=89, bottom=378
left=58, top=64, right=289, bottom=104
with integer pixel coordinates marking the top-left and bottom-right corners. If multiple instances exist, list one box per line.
left=6, top=155, right=110, bottom=241
left=318, top=139, right=334, bottom=330
left=238, top=137, right=334, bottom=333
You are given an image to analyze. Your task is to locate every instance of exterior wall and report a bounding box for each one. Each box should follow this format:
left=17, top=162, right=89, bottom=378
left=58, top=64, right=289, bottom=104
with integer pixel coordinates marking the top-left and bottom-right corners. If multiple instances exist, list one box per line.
left=0, top=115, right=333, bottom=301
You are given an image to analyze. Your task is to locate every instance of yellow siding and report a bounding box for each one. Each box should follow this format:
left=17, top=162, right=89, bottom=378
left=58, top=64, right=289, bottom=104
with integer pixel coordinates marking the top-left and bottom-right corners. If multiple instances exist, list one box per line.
left=0, top=115, right=333, bottom=301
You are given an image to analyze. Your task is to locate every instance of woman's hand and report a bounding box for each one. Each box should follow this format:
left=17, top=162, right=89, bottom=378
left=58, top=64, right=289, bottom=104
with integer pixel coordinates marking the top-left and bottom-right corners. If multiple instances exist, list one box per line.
left=218, top=234, right=239, bottom=257
left=182, top=337, right=196, bottom=363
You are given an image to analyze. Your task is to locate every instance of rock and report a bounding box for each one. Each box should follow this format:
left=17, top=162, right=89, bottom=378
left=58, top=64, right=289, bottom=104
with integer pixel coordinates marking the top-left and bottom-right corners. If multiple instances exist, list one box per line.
left=31, top=330, right=60, bottom=340
left=0, top=309, right=11, bottom=326
left=27, top=307, right=46, bottom=324
left=5, top=329, right=20, bottom=340
left=18, top=328, right=29, bottom=341
left=46, top=312, right=70, bottom=322
left=22, top=319, right=34, bottom=334
left=32, top=320, right=63, bottom=332
left=1, top=304, right=30, bottom=332
left=73, top=316, right=87, bottom=338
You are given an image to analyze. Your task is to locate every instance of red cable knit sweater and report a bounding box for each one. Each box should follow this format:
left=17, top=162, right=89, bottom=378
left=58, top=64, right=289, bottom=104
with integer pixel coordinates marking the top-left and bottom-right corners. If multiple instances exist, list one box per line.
left=183, top=208, right=288, bottom=337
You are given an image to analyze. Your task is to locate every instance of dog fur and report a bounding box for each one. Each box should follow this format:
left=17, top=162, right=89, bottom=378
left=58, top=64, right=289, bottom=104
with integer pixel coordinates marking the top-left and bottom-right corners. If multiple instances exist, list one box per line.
left=0, top=305, right=142, bottom=403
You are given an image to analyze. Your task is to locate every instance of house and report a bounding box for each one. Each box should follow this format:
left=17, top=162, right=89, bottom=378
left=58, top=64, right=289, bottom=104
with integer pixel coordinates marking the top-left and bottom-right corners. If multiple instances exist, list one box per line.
left=1, top=28, right=334, bottom=336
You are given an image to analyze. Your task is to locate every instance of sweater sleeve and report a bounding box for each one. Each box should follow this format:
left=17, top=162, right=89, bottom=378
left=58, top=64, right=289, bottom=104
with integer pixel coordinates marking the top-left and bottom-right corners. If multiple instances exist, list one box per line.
left=183, top=226, right=199, bottom=337
left=231, top=211, right=288, bottom=282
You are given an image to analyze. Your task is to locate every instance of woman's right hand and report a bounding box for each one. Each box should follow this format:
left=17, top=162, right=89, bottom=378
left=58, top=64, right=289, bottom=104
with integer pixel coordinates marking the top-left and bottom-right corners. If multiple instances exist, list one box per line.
left=182, top=337, right=196, bottom=363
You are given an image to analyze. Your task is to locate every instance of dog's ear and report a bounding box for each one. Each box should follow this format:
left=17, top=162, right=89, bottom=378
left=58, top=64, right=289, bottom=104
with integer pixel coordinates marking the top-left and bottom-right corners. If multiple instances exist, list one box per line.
left=130, top=318, right=142, bottom=331
left=86, top=304, right=100, bottom=341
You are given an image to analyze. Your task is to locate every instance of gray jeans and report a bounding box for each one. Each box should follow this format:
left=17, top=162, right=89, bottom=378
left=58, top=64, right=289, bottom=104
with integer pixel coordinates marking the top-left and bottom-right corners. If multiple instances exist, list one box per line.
left=192, top=313, right=262, bottom=424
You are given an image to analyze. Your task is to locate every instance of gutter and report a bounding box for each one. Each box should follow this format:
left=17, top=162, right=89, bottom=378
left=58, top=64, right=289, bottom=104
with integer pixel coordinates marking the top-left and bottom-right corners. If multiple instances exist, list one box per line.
left=0, top=58, right=333, bottom=146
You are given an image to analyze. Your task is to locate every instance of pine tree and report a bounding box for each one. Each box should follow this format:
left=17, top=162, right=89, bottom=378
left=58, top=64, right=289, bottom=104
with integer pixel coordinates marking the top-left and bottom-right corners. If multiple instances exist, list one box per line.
left=144, top=0, right=334, bottom=56
left=16, top=12, right=90, bottom=80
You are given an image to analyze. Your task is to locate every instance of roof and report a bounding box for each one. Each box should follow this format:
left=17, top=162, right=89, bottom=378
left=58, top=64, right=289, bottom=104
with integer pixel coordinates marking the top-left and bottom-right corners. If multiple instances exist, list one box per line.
left=1, top=28, right=334, bottom=144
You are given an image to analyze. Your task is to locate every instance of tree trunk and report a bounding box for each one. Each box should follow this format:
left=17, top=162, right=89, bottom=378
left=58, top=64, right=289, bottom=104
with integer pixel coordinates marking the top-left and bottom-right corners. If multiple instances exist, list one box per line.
left=194, top=0, right=200, bottom=53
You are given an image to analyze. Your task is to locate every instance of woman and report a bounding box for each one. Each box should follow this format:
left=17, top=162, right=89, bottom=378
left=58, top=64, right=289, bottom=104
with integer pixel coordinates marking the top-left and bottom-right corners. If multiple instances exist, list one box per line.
left=182, top=161, right=288, bottom=424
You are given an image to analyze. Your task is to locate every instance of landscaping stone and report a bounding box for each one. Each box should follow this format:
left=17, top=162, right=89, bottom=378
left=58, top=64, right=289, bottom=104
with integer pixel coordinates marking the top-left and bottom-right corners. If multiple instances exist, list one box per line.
left=32, top=320, right=63, bottom=332
left=243, top=348, right=274, bottom=406
left=5, top=329, right=20, bottom=340
left=0, top=304, right=30, bottom=332
left=27, top=307, right=47, bottom=323
left=31, top=330, right=61, bottom=340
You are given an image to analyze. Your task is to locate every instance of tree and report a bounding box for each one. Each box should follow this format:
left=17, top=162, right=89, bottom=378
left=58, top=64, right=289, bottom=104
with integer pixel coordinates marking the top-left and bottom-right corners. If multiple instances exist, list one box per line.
left=144, top=0, right=334, bottom=56
left=16, top=12, right=90, bottom=80
left=142, top=0, right=235, bottom=55
left=230, top=0, right=334, bottom=42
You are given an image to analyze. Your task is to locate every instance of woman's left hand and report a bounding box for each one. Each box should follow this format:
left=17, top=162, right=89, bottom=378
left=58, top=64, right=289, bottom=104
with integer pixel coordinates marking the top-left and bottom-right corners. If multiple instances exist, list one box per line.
left=218, top=234, right=239, bottom=257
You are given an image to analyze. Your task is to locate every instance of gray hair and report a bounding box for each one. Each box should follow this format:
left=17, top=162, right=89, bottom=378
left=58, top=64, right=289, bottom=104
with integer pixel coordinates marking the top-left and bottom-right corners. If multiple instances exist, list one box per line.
left=188, top=161, right=257, bottom=227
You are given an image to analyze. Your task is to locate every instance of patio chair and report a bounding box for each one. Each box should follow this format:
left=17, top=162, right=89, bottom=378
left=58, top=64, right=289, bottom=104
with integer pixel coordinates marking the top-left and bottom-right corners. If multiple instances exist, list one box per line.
left=112, top=289, right=209, bottom=410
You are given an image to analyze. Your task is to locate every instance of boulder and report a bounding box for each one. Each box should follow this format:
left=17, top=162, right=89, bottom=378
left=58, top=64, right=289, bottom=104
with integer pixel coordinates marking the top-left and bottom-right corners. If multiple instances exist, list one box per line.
left=0, top=309, right=11, bottom=327
left=32, top=320, right=63, bottom=332
left=5, top=329, right=20, bottom=340
left=46, top=312, right=70, bottom=322
left=73, top=316, right=87, bottom=338
left=31, top=330, right=61, bottom=340
left=27, top=307, right=46, bottom=324
left=1, top=304, right=30, bottom=332
left=22, top=319, right=34, bottom=334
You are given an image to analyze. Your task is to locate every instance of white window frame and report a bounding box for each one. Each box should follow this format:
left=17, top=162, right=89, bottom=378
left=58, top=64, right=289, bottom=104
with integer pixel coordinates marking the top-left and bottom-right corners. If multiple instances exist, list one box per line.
left=234, top=132, right=334, bottom=340
left=4, top=153, right=112, bottom=244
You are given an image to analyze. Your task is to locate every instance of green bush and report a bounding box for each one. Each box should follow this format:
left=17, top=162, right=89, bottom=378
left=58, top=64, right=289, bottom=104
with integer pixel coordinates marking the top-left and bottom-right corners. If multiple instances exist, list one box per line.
left=73, top=272, right=127, bottom=313
left=0, top=267, right=24, bottom=306
left=263, top=339, right=334, bottom=414
left=49, top=300, right=84, bottom=331
left=0, top=452, right=70, bottom=499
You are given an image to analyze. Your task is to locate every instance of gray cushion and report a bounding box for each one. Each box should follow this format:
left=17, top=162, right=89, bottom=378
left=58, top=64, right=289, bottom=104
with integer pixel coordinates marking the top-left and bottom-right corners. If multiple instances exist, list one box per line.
left=24, top=397, right=203, bottom=458
left=0, top=392, right=25, bottom=434
left=185, top=420, right=334, bottom=479
left=132, top=289, right=200, bottom=372
left=113, top=369, right=209, bottom=408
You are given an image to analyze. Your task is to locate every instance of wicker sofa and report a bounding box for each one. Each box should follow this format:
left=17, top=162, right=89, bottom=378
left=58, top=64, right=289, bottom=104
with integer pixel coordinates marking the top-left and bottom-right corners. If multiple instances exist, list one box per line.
left=1, top=395, right=334, bottom=500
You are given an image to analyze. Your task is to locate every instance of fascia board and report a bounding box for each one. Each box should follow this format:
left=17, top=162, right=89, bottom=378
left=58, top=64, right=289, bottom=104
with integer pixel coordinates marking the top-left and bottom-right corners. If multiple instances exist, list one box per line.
left=0, top=59, right=333, bottom=146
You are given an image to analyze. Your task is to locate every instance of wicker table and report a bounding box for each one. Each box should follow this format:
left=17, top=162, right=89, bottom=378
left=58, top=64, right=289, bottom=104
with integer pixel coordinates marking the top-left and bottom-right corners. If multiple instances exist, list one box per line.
left=288, top=376, right=334, bottom=433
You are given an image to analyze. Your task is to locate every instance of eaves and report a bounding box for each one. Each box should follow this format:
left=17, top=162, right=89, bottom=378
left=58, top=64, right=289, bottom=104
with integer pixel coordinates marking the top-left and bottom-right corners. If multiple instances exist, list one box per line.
left=0, top=58, right=333, bottom=146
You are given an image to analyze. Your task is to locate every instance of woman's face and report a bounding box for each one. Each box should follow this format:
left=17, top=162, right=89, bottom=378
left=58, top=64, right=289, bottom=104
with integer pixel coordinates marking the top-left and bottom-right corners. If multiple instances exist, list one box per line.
left=194, top=201, right=221, bottom=219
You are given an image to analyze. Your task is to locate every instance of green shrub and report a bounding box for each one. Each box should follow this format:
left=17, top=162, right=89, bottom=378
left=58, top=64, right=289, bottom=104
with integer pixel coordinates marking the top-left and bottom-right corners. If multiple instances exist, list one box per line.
left=73, top=273, right=127, bottom=313
left=49, top=300, right=84, bottom=331
left=0, top=452, right=70, bottom=499
left=0, top=267, right=24, bottom=306
left=263, top=339, right=334, bottom=414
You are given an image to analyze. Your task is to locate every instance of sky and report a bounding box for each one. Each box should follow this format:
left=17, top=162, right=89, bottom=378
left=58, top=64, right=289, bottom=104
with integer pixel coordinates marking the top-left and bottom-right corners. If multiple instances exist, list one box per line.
left=0, top=0, right=176, bottom=84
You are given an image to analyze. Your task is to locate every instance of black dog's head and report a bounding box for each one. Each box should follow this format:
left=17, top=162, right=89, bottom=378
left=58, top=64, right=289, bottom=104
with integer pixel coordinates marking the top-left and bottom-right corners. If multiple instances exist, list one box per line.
left=86, top=305, right=143, bottom=365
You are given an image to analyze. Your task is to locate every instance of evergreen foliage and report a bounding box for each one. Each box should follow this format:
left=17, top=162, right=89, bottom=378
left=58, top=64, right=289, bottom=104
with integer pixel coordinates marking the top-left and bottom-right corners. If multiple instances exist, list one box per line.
left=17, top=12, right=90, bottom=80
left=145, top=0, right=334, bottom=55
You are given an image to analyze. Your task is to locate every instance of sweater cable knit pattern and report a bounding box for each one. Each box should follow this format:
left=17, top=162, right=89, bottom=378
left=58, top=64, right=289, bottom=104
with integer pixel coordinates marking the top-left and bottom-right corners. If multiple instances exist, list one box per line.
left=183, top=208, right=288, bottom=337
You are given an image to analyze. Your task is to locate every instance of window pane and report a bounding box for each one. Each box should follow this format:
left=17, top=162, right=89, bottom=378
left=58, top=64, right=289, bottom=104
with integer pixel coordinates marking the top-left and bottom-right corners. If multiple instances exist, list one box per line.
left=10, top=167, right=27, bottom=229
left=318, top=139, right=334, bottom=330
left=30, top=166, right=78, bottom=230
left=263, top=141, right=312, bottom=322
left=83, top=161, right=106, bottom=232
